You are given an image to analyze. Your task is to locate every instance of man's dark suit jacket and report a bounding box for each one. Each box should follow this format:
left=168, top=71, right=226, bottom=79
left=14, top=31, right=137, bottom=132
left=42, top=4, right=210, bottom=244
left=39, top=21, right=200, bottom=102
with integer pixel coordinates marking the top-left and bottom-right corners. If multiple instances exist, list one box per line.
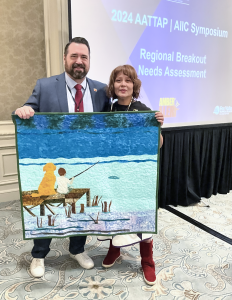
left=24, top=72, right=109, bottom=112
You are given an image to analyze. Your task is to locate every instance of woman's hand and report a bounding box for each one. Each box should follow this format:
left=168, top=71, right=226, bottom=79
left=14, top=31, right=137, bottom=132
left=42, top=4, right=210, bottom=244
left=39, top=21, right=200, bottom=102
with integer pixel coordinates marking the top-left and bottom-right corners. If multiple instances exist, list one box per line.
left=154, top=111, right=164, bottom=148
left=155, top=111, right=164, bottom=126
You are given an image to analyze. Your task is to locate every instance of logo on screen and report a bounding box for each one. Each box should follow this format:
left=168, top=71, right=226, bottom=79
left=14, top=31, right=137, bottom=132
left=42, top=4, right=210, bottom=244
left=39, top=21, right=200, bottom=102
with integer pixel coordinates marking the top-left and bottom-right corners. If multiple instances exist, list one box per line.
left=213, top=106, right=232, bottom=115
left=159, top=98, right=180, bottom=118
left=213, top=106, right=220, bottom=115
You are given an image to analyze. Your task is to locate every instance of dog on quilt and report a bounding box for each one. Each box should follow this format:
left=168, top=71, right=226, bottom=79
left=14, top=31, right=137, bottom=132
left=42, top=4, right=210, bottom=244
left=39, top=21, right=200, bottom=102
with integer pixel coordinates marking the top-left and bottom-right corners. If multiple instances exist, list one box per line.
left=31, top=163, right=57, bottom=197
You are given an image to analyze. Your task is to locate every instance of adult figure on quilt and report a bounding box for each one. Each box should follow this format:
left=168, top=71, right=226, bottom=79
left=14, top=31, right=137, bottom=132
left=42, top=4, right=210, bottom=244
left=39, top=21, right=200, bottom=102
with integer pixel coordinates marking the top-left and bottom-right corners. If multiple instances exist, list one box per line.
left=98, top=64, right=164, bottom=286
left=14, top=37, right=109, bottom=278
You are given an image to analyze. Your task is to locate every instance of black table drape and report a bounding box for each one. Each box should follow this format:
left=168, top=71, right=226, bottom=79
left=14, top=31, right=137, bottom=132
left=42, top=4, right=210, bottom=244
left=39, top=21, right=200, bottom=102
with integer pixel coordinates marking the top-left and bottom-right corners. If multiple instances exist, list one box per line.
left=158, top=123, right=232, bottom=208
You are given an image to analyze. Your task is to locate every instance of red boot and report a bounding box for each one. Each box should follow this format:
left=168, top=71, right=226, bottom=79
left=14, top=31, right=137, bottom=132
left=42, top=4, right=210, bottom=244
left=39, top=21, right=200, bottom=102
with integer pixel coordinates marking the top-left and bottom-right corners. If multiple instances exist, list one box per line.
left=102, top=240, right=120, bottom=268
left=140, top=240, right=156, bottom=285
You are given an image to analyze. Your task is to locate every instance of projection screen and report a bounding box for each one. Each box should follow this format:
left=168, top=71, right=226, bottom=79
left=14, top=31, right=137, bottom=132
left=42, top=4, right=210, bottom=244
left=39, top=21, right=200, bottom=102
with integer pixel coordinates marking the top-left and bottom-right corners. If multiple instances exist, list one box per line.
left=69, top=0, right=232, bottom=127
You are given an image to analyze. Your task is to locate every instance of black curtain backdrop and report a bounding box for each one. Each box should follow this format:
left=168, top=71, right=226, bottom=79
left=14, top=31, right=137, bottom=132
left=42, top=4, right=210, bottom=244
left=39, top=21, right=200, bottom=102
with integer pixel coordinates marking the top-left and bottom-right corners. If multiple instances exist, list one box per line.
left=158, top=123, right=232, bottom=208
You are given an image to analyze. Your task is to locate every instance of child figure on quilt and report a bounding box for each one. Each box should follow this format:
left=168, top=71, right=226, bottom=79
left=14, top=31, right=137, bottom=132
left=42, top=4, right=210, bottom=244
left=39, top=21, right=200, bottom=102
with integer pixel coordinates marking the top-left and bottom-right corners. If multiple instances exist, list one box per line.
left=98, top=64, right=164, bottom=286
left=57, top=168, right=74, bottom=194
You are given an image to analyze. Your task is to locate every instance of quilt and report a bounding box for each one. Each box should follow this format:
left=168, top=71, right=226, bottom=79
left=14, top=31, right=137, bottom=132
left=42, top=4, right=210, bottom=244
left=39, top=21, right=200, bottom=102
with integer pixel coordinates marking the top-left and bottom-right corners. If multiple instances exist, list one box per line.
left=12, top=112, right=160, bottom=240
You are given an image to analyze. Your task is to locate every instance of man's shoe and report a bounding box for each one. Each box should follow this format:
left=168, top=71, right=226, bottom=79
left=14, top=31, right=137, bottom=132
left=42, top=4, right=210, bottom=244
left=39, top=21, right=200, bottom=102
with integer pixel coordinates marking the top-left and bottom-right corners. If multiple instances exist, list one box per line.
left=102, top=240, right=120, bottom=268
left=30, top=258, right=45, bottom=277
left=112, top=234, right=152, bottom=247
left=70, top=252, right=94, bottom=269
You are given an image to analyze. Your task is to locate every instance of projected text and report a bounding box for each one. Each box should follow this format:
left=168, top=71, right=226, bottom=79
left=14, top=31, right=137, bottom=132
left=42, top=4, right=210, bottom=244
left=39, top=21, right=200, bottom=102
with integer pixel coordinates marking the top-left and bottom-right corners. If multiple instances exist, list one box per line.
left=111, top=10, right=229, bottom=39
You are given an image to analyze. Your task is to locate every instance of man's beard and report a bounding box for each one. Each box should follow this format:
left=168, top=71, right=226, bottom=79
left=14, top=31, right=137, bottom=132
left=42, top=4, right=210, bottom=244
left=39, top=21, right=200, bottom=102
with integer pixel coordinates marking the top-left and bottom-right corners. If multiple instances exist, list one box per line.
left=65, top=62, right=88, bottom=80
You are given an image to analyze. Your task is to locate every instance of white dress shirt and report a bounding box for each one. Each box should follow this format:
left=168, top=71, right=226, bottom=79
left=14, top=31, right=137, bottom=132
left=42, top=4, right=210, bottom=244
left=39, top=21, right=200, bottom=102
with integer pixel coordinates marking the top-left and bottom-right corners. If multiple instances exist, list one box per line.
left=65, top=73, right=93, bottom=112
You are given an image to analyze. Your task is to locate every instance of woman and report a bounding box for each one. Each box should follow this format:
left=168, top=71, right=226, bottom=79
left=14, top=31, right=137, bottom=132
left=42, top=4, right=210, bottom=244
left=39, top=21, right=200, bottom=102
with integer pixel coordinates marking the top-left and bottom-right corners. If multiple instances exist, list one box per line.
left=99, top=65, right=164, bottom=285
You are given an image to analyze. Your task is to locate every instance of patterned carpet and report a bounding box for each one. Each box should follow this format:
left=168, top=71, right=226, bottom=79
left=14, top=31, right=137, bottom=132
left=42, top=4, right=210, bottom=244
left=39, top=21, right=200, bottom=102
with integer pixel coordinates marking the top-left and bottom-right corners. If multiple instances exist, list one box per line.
left=0, top=192, right=231, bottom=300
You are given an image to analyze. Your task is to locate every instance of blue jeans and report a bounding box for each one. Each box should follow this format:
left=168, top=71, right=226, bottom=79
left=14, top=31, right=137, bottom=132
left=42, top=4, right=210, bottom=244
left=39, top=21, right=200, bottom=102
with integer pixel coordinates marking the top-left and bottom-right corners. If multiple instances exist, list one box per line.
left=31, top=235, right=87, bottom=258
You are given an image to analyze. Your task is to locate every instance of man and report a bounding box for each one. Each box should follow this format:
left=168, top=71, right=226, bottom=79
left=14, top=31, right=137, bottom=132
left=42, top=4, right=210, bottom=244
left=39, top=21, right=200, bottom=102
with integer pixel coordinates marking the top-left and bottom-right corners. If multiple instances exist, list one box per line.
left=15, top=37, right=109, bottom=277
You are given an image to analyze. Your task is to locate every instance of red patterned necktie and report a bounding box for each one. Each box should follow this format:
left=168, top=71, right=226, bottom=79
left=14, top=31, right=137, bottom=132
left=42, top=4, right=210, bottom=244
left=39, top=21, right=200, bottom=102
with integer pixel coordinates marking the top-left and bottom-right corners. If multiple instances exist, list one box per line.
left=74, top=84, right=84, bottom=112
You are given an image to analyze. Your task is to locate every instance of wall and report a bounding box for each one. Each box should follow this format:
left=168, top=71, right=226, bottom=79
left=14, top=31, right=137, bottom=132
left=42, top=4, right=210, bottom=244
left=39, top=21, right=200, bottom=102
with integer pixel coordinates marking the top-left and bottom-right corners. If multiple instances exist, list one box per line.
left=0, top=0, right=69, bottom=202
left=0, top=122, right=18, bottom=202
left=0, top=0, right=46, bottom=120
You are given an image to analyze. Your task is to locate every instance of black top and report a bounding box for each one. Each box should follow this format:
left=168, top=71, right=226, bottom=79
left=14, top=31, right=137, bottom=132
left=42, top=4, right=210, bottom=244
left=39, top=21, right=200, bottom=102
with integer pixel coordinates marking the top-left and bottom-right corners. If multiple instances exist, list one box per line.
left=107, top=100, right=151, bottom=112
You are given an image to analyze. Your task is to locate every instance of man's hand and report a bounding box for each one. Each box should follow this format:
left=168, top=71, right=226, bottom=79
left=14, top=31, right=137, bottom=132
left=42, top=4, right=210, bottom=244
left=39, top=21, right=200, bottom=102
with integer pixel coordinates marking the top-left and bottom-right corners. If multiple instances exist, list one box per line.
left=15, top=106, right=35, bottom=119
left=155, top=111, right=164, bottom=126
